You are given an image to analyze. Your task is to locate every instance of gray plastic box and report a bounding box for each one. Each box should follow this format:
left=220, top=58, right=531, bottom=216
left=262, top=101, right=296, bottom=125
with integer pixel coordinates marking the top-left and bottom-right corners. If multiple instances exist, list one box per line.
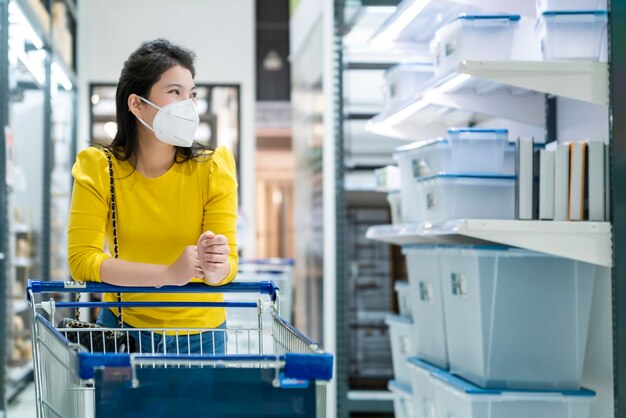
left=440, top=246, right=596, bottom=389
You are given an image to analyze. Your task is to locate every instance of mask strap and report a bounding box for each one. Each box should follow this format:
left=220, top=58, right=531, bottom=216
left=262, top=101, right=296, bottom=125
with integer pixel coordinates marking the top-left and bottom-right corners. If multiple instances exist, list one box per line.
left=138, top=95, right=163, bottom=111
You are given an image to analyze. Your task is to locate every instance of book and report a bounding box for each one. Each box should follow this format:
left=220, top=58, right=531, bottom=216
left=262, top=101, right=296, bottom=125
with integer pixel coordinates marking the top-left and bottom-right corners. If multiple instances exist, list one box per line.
left=539, top=149, right=556, bottom=220
left=605, top=142, right=611, bottom=221
left=569, top=141, right=587, bottom=221
left=587, top=141, right=605, bottom=221
left=546, top=141, right=570, bottom=221
left=516, top=137, right=534, bottom=220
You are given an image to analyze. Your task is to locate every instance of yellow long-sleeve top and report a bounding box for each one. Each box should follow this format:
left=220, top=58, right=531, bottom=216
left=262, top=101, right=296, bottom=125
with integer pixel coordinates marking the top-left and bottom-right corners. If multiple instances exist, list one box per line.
left=68, top=145, right=238, bottom=330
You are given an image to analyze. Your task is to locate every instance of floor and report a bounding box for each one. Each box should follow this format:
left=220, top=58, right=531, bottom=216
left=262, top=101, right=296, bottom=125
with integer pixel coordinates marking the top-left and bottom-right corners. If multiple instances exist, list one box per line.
left=7, top=382, right=36, bottom=418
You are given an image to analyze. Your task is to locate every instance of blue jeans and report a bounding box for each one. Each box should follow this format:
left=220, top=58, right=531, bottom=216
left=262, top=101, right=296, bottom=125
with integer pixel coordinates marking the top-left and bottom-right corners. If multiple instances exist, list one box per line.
left=96, top=307, right=227, bottom=355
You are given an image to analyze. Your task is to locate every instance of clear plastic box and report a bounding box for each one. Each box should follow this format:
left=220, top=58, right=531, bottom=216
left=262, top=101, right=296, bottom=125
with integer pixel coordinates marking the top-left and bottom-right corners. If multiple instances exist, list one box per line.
left=394, top=280, right=413, bottom=319
left=387, top=191, right=403, bottom=225
left=393, top=133, right=514, bottom=223
left=404, top=246, right=449, bottom=369
left=537, top=11, right=608, bottom=61
left=447, top=128, right=508, bottom=174
left=536, top=0, right=606, bottom=14
left=416, top=174, right=516, bottom=223
left=383, top=64, right=434, bottom=109
left=386, top=315, right=419, bottom=385
left=388, top=380, right=415, bottom=418
left=440, top=246, right=596, bottom=389
left=432, top=370, right=595, bottom=418
left=408, top=358, right=441, bottom=418
left=431, top=14, right=520, bottom=78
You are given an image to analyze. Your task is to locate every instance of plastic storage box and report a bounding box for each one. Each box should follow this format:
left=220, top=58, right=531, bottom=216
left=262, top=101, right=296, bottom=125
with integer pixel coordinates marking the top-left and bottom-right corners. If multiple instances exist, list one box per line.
left=537, top=11, right=608, bottom=61
left=387, top=191, right=403, bottom=225
left=389, top=380, right=415, bottom=418
left=408, top=358, right=440, bottom=418
left=383, top=64, right=433, bottom=108
left=416, top=174, right=516, bottom=223
left=536, top=0, right=606, bottom=14
left=375, top=165, right=401, bottom=191
left=386, top=315, right=418, bottom=385
left=394, top=280, right=413, bottom=319
left=432, top=370, right=595, bottom=418
left=447, top=128, right=508, bottom=174
left=431, top=15, right=520, bottom=78
left=440, top=246, right=596, bottom=389
left=404, top=246, right=448, bottom=369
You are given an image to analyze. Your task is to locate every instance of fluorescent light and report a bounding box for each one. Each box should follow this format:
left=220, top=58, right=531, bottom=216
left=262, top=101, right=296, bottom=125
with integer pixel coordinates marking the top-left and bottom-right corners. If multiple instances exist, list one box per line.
left=8, top=39, right=45, bottom=86
left=52, top=62, right=73, bottom=91
left=364, top=6, right=396, bottom=14
left=384, top=99, right=430, bottom=126
left=103, top=122, right=118, bottom=139
left=435, top=74, right=472, bottom=94
left=8, top=2, right=43, bottom=49
left=370, top=0, right=430, bottom=49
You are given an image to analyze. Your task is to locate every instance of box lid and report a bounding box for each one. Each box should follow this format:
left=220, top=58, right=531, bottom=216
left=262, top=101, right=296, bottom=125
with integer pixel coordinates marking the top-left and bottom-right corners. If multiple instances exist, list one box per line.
left=416, top=173, right=516, bottom=182
left=455, top=13, right=521, bottom=22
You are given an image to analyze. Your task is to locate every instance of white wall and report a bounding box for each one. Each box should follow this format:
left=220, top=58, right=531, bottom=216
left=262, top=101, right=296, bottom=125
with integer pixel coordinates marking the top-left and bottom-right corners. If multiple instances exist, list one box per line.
left=77, top=0, right=256, bottom=256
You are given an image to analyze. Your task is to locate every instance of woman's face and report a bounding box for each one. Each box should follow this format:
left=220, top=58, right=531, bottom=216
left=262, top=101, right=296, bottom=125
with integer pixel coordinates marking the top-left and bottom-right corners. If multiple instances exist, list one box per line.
left=130, top=65, right=197, bottom=133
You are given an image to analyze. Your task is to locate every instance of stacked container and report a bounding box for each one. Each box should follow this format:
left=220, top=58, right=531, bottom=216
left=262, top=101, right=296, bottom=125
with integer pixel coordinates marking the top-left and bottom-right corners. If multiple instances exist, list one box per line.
left=388, top=281, right=418, bottom=417
left=382, top=64, right=434, bottom=109
left=403, top=245, right=597, bottom=418
left=430, top=14, right=520, bottom=78
left=535, top=0, right=608, bottom=61
left=393, top=128, right=516, bottom=223
left=409, top=358, right=596, bottom=418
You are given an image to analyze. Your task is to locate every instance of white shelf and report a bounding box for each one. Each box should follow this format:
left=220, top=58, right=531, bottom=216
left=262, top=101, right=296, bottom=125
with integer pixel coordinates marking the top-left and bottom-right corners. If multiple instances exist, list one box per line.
left=369, top=0, right=536, bottom=54
left=367, top=60, right=608, bottom=140
left=13, top=223, right=30, bottom=234
left=12, top=299, right=28, bottom=315
left=459, top=60, right=609, bottom=105
left=8, top=363, right=33, bottom=383
left=366, top=220, right=612, bottom=267
left=13, top=257, right=32, bottom=268
left=348, top=390, right=395, bottom=402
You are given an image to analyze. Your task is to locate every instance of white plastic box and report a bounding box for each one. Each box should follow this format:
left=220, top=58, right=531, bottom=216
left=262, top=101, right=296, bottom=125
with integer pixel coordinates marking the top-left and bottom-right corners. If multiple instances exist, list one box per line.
left=383, top=64, right=433, bottom=108
left=536, top=0, right=606, bottom=14
left=447, top=128, right=508, bottom=174
left=375, top=165, right=401, bottom=191
left=404, top=247, right=448, bottom=369
left=416, top=174, right=516, bottom=223
left=386, top=315, right=418, bottom=385
left=394, top=281, right=413, bottom=319
left=393, top=129, right=513, bottom=223
left=431, top=15, right=520, bottom=78
left=387, top=191, right=403, bottom=225
left=537, top=11, right=608, bottom=61
left=389, top=380, right=415, bottom=418
left=432, top=371, right=595, bottom=418
left=440, top=246, right=596, bottom=389
left=408, top=358, right=440, bottom=418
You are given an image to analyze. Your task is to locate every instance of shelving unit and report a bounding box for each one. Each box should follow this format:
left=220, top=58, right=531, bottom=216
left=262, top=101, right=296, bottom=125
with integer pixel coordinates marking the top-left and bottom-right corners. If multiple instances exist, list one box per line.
left=367, top=220, right=612, bottom=267
left=328, top=0, right=617, bottom=417
left=369, top=0, right=536, bottom=54
left=367, top=60, right=608, bottom=140
left=1, top=0, right=78, bottom=410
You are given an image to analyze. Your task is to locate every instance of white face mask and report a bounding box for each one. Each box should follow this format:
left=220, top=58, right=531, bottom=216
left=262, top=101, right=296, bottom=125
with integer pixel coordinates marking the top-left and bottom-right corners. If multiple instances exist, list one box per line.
left=136, top=96, right=199, bottom=147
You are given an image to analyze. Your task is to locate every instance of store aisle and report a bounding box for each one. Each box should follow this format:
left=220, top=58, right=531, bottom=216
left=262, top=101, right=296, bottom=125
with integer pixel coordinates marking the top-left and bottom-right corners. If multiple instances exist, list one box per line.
left=8, top=382, right=36, bottom=417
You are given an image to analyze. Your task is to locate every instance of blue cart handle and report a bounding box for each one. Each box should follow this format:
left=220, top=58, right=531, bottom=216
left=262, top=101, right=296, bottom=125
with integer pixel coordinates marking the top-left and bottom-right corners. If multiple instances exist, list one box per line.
left=27, top=280, right=279, bottom=302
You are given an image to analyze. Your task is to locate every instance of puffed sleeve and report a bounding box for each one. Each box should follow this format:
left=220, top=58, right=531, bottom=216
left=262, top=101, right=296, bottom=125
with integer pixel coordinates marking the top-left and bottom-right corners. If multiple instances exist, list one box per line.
left=202, top=146, right=239, bottom=285
left=67, top=147, right=112, bottom=282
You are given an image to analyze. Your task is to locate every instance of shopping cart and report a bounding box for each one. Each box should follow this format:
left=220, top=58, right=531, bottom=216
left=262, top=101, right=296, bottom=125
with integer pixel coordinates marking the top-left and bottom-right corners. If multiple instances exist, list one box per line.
left=27, top=280, right=333, bottom=418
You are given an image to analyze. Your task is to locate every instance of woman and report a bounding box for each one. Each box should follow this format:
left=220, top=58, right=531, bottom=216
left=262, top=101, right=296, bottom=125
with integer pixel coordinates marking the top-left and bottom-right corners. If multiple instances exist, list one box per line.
left=68, top=39, right=238, bottom=355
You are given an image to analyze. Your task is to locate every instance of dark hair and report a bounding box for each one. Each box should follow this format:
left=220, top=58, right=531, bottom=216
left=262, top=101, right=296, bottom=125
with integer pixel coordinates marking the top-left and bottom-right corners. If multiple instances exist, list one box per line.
left=106, top=39, right=210, bottom=163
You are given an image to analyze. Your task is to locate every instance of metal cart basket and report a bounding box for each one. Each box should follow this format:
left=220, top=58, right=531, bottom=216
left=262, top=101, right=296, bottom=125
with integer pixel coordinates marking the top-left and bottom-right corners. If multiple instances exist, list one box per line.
left=27, top=280, right=333, bottom=418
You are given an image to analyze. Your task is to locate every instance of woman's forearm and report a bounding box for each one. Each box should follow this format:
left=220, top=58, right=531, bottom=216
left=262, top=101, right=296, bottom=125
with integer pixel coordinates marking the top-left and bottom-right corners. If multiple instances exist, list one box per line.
left=99, top=258, right=170, bottom=287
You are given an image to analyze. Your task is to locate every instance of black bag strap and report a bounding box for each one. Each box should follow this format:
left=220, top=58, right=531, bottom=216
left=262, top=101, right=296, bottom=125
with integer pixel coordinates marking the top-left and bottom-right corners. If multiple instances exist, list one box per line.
left=103, top=149, right=124, bottom=329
